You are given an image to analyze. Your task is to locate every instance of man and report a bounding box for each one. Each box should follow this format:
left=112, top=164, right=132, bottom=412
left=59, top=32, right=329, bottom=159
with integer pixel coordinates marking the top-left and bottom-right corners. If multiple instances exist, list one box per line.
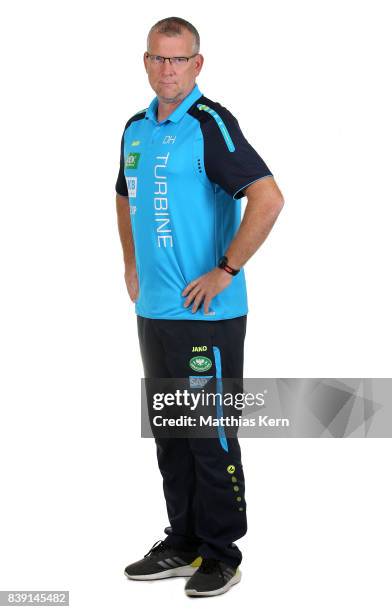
left=115, top=17, right=284, bottom=597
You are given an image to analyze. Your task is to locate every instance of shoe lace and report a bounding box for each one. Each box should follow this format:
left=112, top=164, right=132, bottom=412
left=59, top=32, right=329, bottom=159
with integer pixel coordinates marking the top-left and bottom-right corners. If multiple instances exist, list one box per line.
left=144, top=539, right=167, bottom=558
left=198, top=558, right=223, bottom=575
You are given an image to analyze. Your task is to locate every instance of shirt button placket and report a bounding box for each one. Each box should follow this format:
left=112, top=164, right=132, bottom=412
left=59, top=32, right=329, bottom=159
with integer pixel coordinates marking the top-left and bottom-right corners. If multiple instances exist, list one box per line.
left=151, top=123, right=163, bottom=144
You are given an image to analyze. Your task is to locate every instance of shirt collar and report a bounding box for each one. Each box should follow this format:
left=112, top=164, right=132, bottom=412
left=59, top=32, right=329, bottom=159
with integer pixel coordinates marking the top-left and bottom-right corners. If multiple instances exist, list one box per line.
left=145, top=83, right=203, bottom=125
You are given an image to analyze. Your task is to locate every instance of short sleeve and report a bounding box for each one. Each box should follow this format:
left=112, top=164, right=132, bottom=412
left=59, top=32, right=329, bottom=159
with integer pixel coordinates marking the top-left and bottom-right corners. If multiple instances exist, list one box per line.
left=115, top=130, right=128, bottom=196
left=202, top=106, right=273, bottom=199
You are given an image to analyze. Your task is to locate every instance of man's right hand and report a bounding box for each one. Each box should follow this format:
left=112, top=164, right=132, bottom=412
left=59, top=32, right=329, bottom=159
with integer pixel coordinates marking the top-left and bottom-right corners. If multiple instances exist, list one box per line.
left=124, top=266, right=139, bottom=302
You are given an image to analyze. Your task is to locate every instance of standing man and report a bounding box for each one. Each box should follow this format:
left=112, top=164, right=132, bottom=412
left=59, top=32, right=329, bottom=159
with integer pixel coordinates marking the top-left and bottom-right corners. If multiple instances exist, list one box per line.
left=116, top=17, right=284, bottom=597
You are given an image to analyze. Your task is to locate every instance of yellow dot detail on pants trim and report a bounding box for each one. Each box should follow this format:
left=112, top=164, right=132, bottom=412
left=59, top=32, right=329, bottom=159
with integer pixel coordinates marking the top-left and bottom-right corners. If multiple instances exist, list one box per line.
left=190, top=556, right=203, bottom=568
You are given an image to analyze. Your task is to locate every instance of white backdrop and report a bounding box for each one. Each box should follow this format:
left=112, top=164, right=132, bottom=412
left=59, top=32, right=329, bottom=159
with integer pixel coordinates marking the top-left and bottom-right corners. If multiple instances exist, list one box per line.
left=0, top=1, right=391, bottom=610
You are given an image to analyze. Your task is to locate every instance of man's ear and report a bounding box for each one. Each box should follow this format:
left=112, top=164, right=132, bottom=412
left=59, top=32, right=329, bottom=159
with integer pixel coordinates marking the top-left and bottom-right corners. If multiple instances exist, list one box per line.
left=195, top=54, right=204, bottom=76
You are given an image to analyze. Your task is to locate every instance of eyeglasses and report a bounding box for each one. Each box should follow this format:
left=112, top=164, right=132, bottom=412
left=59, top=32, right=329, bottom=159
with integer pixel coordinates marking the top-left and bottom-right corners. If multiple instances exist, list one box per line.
left=145, top=52, right=198, bottom=66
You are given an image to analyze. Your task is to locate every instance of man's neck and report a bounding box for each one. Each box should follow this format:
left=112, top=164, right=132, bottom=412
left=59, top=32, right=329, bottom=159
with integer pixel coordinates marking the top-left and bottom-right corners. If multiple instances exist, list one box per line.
left=157, top=99, right=181, bottom=123
left=156, top=85, right=195, bottom=122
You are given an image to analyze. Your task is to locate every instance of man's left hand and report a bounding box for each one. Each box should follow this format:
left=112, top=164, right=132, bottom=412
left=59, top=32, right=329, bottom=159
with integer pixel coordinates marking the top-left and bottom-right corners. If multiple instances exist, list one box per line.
left=182, top=268, right=233, bottom=315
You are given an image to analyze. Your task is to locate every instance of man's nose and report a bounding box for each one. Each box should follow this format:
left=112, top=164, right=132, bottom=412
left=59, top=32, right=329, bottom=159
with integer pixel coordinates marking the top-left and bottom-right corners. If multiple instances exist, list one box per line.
left=161, top=59, right=175, bottom=74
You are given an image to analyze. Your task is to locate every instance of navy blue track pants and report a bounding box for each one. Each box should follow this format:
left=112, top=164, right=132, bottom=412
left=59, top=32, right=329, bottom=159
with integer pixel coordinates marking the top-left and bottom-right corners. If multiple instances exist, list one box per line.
left=137, top=314, right=247, bottom=568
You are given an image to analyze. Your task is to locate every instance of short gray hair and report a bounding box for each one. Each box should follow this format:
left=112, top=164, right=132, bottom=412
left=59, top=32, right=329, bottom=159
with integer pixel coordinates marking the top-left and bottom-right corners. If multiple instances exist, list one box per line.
left=147, top=17, right=200, bottom=54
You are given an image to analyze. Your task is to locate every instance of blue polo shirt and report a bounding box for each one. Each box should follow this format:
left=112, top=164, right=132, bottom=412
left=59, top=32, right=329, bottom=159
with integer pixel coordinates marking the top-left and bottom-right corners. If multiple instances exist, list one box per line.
left=115, top=83, right=273, bottom=320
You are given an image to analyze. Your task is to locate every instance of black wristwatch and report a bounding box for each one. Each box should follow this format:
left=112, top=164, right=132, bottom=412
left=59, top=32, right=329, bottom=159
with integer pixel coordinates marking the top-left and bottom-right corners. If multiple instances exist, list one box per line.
left=218, top=256, right=240, bottom=276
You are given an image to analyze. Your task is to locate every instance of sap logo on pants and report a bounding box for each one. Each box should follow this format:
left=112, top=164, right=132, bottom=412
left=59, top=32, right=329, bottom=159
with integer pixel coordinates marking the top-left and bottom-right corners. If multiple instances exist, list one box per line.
left=192, top=346, right=207, bottom=352
left=189, top=376, right=213, bottom=388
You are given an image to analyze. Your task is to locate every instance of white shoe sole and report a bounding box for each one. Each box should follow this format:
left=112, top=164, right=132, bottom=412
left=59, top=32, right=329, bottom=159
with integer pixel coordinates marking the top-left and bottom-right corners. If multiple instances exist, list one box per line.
left=185, top=569, right=241, bottom=597
left=125, top=564, right=198, bottom=581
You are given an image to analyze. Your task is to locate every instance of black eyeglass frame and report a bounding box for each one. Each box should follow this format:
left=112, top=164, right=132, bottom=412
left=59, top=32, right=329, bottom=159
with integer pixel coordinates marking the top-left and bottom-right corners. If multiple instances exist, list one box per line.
left=145, top=52, right=199, bottom=64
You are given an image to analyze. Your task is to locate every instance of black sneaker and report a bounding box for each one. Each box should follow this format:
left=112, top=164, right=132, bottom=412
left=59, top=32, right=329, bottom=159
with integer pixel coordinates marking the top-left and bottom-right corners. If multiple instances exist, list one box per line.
left=184, top=558, right=241, bottom=597
left=124, top=539, right=202, bottom=580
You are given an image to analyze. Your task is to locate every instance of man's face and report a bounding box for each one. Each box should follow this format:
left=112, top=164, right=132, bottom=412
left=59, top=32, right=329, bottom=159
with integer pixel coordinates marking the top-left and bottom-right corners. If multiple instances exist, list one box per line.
left=144, top=30, right=203, bottom=104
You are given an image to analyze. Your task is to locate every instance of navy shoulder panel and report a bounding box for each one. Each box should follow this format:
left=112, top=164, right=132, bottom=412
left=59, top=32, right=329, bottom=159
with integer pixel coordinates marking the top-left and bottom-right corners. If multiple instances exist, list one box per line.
left=188, top=96, right=273, bottom=199
left=188, top=95, right=232, bottom=123
left=188, top=96, right=237, bottom=152
left=115, top=109, right=147, bottom=196
left=124, top=109, right=147, bottom=131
